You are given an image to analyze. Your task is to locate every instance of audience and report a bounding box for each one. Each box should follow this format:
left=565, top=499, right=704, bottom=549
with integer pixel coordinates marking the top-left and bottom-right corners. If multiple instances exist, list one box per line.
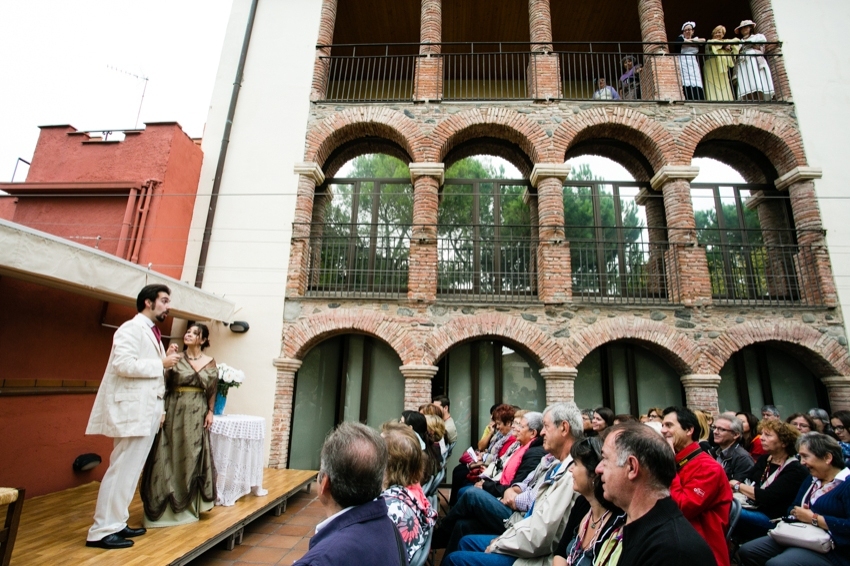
left=662, top=406, right=732, bottom=566
left=761, top=405, right=781, bottom=422
left=712, top=411, right=755, bottom=482
left=433, top=395, right=459, bottom=445
left=810, top=407, right=836, bottom=437
left=294, top=422, right=402, bottom=566
left=646, top=407, right=663, bottom=423
left=479, top=404, right=501, bottom=451
left=737, top=411, right=766, bottom=459
left=594, top=423, right=716, bottom=566
left=832, top=410, right=850, bottom=466
left=729, top=420, right=807, bottom=543
left=591, top=407, right=615, bottom=435
left=786, top=412, right=816, bottom=434
left=425, top=413, right=448, bottom=459
left=581, top=409, right=595, bottom=436
left=401, top=410, right=441, bottom=483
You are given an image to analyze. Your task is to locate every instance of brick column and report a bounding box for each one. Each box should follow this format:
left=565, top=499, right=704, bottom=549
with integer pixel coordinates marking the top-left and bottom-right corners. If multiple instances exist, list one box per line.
left=637, top=0, right=679, bottom=100
left=776, top=167, right=836, bottom=307
left=270, top=357, right=303, bottom=468
left=539, top=367, right=578, bottom=405
left=414, top=0, right=442, bottom=101
left=531, top=164, right=571, bottom=304
left=750, top=0, right=792, bottom=101
left=408, top=163, right=444, bottom=302
left=310, top=0, right=338, bottom=101
left=287, top=163, right=325, bottom=297
left=401, top=364, right=438, bottom=409
left=527, top=0, right=560, bottom=99
left=746, top=190, right=794, bottom=297
left=680, top=374, right=721, bottom=416
left=650, top=166, right=712, bottom=305
left=636, top=187, right=668, bottom=296
left=822, top=376, right=850, bottom=412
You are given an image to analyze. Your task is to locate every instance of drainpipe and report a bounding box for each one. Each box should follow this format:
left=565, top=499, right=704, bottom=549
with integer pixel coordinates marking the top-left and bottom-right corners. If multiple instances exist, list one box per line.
left=194, top=0, right=260, bottom=288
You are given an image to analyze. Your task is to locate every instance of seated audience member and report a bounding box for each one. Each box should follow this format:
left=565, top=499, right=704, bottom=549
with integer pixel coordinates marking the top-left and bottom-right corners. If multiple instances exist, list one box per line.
left=646, top=407, right=663, bottom=424
left=730, top=419, right=807, bottom=542
left=712, top=412, right=755, bottom=482
left=831, top=410, right=850, bottom=466
left=591, top=407, right=615, bottom=435
left=433, top=395, right=459, bottom=445
left=810, top=407, right=837, bottom=438
left=442, top=403, right=583, bottom=566
left=761, top=405, right=781, bottom=422
left=480, top=412, right=545, bottom=498
left=553, top=437, right=623, bottom=566
left=594, top=423, right=716, bottom=566
left=581, top=409, right=595, bottom=436
left=786, top=412, right=816, bottom=434
left=401, top=410, right=440, bottom=483
left=739, top=432, right=850, bottom=566
left=425, top=413, right=448, bottom=459
left=434, top=413, right=547, bottom=553
left=613, top=414, right=637, bottom=425
left=662, top=406, right=732, bottom=566
left=738, top=411, right=765, bottom=459
left=293, top=422, right=402, bottom=566
left=592, top=77, right=621, bottom=100
left=420, top=403, right=442, bottom=417
left=380, top=422, right=437, bottom=563
left=694, top=409, right=715, bottom=451
left=479, top=405, right=501, bottom=450
left=450, top=404, right=516, bottom=506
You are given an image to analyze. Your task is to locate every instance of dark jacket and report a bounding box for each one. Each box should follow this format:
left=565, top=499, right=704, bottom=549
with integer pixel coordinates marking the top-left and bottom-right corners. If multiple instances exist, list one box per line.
left=294, top=499, right=405, bottom=566
left=713, top=442, right=756, bottom=482
left=483, top=437, right=546, bottom=499
left=744, top=455, right=808, bottom=519
left=618, top=497, right=716, bottom=566
left=792, top=474, right=850, bottom=566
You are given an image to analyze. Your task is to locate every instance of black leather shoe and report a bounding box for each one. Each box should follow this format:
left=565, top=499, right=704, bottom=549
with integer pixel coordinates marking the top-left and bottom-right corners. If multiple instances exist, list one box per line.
left=117, top=526, right=146, bottom=538
left=86, top=533, right=134, bottom=549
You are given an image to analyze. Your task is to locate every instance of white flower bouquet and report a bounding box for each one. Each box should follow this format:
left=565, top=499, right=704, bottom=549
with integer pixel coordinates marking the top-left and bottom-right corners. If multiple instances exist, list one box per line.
left=216, top=363, right=245, bottom=397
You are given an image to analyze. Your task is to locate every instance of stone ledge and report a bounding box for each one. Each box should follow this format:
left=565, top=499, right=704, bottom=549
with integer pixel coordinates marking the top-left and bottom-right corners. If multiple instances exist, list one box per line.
left=399, top=364, right=439, bottom=379
left=650, top=165, right=700, bottom=190
left=775, top=166, right=823, bottom=192
left=293, top=162, right=325, bottom=186
left=409, top=162, right=445, bottom=184
left=273, top=357, right=303, bottom=373
left=530, top=163, right=572, bottom=188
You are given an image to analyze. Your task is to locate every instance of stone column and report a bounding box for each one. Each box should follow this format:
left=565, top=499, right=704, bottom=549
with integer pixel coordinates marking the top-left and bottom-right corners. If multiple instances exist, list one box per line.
left=637, top=0, right=679, bottom=100
left=414, top=0, right=443, bottom=101
left=310, top=0, right=338, bottom=101
left=822, top=376, right=850, bottom=412
left=749, top=0, right=792, bottom=101
left=287, top=163, right=325, bottom=297
left=539, top=367, right=578, bottom=405
left=269, top=357, right=303, bottom=468
left=680, top=374, right=722, bottom=416
left=401, top=364, right=438, bottom=410
left=650, top=166, right=712, bottom=305
left=527, top=0, right=560, bottom=99
left=408, top=163, right=444, bottom=302
left=531, top=164, right=571, bottom=304
left=776, top=167, right=836, bottom=307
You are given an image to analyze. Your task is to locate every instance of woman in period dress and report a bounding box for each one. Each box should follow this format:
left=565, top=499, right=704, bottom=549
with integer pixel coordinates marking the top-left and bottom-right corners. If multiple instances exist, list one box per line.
left=673, top=21, right=706, bottom=100
left=704, top=25, right=739, bottom=101
left=141, top=323, right=217, bottom=527
left=734, top=20, right=775, bottom=101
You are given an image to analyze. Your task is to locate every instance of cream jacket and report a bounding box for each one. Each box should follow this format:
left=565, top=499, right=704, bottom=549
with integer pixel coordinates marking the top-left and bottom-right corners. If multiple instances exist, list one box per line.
left=86, top=313, right=166, bottom=437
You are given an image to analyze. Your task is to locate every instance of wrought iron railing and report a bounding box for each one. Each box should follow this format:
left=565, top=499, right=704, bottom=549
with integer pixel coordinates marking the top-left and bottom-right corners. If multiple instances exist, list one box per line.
left=304, top=222, right=410, bottom=298
left=320, top=44, right=418, bottom=102
left=570, top=238, right=675, bottom=304
left=441, top=43, right=533, bottom=101
left=437, top=225, right=537, bottom=303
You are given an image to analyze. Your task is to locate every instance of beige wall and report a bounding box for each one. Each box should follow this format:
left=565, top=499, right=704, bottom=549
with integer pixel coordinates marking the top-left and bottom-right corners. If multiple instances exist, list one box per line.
left=774, top=1, right=850, bottom=316
left=182, top=0, right=323, bottom=458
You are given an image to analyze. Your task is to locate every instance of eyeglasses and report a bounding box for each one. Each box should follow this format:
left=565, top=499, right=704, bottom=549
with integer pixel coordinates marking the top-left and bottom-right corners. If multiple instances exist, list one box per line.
left=713, top=426, right=733, bottom=434
left=835, top=426, right=846, bottom=433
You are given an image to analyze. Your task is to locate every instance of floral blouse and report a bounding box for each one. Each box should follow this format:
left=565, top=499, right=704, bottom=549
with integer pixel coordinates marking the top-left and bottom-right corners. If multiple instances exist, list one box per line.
left=382, top=483, right=437, bottom=562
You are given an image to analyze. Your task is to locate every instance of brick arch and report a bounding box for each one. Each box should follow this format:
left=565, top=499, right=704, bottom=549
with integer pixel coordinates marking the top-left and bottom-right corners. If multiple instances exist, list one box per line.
left=282, top=310, right=420, bottom=366
left=423, top=313, right=568, bottom=368
left=305, top=107, right=427, bottom=168
left=680, top=109, right=807, bottom=176
left=444, top=137, right=535, bottom=179
left=565, top=318, right=700, bottom=375
left=704, top=321, right=850, bottom=378
left=552, top=107, right=677, bottom=174
left=428, top=108, right=548, bottom=166
left=322, top=137, right=412, bottom=179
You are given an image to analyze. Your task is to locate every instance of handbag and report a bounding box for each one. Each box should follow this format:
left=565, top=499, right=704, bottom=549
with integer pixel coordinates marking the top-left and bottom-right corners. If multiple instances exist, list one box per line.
left=769, top=520, right=834, bottom=553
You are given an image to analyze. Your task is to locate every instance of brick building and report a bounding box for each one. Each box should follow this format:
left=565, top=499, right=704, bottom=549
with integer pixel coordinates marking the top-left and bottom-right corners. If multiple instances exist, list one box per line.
left=193, top=0, right=850, bottom=471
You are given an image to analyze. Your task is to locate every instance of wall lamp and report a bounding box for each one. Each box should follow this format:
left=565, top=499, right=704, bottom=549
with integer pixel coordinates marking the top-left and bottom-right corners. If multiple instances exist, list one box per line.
left=229, top=321, right=250, bottom=333
left=73, top=453, right=102, bottom=472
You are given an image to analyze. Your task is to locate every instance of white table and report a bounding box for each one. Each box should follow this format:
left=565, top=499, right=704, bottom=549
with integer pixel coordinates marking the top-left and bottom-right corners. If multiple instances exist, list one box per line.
left=210, top=414, right=269, bottom=506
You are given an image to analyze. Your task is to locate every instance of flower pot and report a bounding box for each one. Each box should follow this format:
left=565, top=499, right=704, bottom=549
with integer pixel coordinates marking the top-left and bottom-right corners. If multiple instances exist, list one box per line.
left=214, top=392, right=227, bottom=416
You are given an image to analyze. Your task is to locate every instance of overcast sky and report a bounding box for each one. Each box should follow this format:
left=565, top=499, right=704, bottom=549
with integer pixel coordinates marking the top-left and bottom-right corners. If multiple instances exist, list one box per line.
left=0, top=0, right=232, bottom=181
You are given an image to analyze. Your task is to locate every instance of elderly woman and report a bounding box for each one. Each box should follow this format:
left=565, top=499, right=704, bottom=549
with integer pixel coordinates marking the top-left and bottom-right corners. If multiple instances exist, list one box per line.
left=592, top=77, right=620, bottom=100
left=810, top=408, right=837, bottom=437
left=380, top=422, right=438, bottom=563
left=739, top=432, right=850, bottom=566
left=704, top=25, right=739, bottom=101
left=730, top=420, right=808, bottom=543
left=553, top=437, right=624, bottom=566
left=449, top=404, right=516, bottom=506
left=673, top=21, right=706, bottom=100
left=734, top=20, right=775, bottom=101
left=478, top=411, right=545, bottom=499
left=831, top=410, right=850, bottom=466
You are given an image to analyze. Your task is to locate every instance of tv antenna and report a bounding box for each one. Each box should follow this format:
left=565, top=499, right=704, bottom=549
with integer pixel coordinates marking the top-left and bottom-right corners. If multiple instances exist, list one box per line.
left=107, top=65, right=149, bottom=129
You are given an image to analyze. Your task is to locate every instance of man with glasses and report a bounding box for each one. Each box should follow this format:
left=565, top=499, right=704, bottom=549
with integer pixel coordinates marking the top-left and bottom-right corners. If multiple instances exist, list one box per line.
left=711, top=412, right=754, bottom=481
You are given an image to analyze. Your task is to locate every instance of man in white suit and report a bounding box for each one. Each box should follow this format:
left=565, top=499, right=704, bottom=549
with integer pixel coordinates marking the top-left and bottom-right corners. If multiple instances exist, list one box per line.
left=85, top=284, right=182, bottom=549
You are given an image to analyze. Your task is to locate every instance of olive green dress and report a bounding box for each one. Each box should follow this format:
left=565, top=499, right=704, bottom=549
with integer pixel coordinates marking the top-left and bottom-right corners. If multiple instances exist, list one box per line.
left=141, top=355, right=218, bottom=527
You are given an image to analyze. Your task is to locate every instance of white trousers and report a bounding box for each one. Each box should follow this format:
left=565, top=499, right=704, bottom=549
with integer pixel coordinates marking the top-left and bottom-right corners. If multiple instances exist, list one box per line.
left=87, top=399, right=163, bottom=541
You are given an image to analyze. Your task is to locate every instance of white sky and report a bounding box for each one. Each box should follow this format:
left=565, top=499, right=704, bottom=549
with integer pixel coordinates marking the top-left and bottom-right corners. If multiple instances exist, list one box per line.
left=0, top=0, right=233, bottom=181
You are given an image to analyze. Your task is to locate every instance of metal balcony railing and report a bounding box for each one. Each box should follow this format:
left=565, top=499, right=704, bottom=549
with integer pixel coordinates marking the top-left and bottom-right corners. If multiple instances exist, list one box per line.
left=316, top=41, right=786, bottom=103
left=437, top=225, right=537, bottom=303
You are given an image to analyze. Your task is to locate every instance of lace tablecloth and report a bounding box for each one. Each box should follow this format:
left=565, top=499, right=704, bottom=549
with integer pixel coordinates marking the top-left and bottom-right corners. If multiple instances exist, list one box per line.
left=210, top=414, right=269, bottom=506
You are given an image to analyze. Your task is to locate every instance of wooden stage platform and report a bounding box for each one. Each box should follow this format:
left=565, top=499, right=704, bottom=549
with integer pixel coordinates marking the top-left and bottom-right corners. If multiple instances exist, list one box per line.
left=9, top=468, right=317, bottom=566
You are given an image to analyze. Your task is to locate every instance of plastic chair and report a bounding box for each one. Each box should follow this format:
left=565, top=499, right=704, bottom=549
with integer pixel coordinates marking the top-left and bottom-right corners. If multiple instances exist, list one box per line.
left=727, top=497, right=742, bottom=561
left=426, top=469, right=445, bottom=497
left=409, top=522, right=435, bottom=566
left=0, top=488, right=24, bottom=566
